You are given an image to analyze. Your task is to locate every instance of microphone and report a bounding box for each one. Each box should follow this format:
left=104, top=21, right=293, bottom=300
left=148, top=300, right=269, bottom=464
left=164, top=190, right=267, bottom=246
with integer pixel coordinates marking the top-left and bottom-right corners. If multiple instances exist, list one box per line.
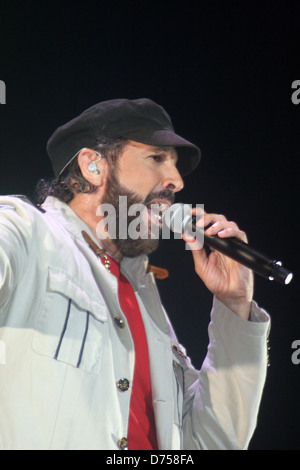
left=163, top=203, right=293, bottom=285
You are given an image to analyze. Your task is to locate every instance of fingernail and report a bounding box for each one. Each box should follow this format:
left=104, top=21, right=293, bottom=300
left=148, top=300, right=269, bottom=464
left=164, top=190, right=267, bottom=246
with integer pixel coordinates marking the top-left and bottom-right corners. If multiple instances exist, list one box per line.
left=183, top=234, right=196, bottom=242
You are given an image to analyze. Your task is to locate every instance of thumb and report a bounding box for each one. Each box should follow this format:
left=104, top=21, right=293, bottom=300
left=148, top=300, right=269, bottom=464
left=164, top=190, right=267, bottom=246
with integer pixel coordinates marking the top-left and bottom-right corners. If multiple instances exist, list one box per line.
left=182, top=233, right=209, bottom=276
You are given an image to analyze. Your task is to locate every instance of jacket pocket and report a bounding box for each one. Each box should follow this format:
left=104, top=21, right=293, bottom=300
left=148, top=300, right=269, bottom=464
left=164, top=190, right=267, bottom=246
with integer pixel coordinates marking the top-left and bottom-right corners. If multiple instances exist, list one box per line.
left=32, top=266, right=108, bottom=374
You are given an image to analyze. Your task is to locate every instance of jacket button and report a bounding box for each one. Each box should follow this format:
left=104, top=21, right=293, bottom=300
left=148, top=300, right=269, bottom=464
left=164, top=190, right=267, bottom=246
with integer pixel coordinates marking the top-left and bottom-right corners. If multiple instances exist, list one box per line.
left=118, top=437, right=129, bottom=450
left=117, top=378, right=130, bottom=392
left=114, top=316, right=125, bottom=329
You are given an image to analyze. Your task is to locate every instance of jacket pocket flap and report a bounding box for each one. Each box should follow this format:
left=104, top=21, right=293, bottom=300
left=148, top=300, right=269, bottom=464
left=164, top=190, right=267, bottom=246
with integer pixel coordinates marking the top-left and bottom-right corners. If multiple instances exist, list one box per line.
left=32, top=266, right=109, bottom=374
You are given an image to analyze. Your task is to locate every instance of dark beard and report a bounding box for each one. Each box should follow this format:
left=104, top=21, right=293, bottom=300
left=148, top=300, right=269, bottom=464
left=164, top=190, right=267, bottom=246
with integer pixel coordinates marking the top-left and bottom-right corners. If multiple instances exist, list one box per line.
left=101, top=166, right=175, bottom=257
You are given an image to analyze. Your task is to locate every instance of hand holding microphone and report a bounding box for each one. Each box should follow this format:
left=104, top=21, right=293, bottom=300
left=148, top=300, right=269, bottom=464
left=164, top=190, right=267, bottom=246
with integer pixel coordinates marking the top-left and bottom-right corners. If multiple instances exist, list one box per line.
left=163, top=203, right=293, bottom=319
left=163, top=203, right=293, bottom=286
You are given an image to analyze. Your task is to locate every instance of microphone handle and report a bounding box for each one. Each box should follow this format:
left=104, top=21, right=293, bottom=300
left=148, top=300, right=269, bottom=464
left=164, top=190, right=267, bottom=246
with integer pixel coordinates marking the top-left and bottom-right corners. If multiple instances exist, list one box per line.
left=187, top=223, right=292, bottom=285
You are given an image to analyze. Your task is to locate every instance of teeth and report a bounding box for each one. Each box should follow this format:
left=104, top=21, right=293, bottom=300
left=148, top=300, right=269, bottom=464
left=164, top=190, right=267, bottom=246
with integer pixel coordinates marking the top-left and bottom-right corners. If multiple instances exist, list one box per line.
left=147, top=202, right=169, bottom=211
left=150, top=209, right=162, bottom=220
left=147, top=202, right=169, bottom=222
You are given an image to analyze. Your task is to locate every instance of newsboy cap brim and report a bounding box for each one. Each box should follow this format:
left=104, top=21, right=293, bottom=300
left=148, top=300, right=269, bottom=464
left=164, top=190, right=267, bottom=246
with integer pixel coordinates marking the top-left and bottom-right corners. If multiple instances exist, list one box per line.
left=46, top=98, right=201, bottom=177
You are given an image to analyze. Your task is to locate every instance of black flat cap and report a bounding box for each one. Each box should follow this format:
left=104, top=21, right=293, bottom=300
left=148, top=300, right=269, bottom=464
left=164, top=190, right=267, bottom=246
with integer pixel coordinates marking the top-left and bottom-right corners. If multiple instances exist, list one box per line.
left=47, top=98, right=201, bottom=177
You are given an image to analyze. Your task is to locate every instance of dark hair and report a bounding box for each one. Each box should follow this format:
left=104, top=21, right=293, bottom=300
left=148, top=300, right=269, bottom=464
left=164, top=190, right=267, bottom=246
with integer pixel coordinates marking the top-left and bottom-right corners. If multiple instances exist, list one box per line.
left=34, top=137, right=127, bottom=205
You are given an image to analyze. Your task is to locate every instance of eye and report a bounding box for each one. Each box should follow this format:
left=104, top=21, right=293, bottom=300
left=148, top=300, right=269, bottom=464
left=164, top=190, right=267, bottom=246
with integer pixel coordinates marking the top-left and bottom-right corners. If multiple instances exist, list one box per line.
left=149, top=153, right=165, bottom=163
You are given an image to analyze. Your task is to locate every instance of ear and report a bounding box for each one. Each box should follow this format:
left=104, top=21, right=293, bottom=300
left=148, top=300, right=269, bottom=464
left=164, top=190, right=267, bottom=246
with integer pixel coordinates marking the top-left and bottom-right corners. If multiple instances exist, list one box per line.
left=77, top=148, right=108, bottom=186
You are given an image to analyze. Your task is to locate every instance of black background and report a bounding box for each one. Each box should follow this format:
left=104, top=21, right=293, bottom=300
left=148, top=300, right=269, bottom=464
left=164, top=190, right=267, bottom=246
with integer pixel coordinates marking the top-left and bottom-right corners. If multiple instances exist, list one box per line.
left=0, top=0, right=299, bottom=450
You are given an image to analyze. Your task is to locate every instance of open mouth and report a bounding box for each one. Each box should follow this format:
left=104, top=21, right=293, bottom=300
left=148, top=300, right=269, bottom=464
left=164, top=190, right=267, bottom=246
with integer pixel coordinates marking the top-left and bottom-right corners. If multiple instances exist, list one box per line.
left=146, top=200, right=171, bottom=224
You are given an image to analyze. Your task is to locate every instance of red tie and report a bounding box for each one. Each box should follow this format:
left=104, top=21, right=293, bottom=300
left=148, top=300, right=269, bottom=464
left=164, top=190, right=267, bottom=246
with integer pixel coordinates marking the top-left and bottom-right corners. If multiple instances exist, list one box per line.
left=104, top=255, right=158, bottom=450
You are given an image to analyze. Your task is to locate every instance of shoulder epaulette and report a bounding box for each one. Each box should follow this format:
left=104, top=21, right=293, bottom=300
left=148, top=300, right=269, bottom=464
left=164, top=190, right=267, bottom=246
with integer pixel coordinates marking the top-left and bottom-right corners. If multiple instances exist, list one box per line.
left=8, top=194, right=46, bottom=213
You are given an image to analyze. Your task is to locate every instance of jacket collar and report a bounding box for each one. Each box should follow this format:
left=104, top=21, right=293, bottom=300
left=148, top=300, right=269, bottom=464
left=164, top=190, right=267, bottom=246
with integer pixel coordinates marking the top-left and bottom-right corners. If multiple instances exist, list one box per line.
left=42, top=196, right=150, bottom=288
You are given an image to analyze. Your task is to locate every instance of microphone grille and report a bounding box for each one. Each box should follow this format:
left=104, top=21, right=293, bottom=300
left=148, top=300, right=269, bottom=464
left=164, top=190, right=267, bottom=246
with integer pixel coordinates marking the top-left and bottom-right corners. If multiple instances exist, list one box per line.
left=163, top=203, right=192, bottom=234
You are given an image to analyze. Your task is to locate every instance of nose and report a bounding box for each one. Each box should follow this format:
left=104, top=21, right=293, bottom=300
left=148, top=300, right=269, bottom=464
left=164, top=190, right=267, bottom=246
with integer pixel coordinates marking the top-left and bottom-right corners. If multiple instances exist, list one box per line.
left=161, top=164, right=184, bottom=193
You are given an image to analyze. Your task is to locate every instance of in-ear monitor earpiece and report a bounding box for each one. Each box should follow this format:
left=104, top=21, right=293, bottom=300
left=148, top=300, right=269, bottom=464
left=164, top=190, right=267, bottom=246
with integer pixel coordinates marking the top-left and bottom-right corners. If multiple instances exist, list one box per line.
left=88, top=152, right=102, bottom=174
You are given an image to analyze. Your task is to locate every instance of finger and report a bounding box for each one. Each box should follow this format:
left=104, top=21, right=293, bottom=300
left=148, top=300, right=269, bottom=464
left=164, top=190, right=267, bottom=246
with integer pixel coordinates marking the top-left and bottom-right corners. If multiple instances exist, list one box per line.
left=190, top=211, right=227, bottom=230
left=205, top=220, right=239, bottom=235
left=186, top=210, right=248, bottom=243
left=188, top=207, right=206, bottom=229
left=206, top=220, right=248, bottom=243
left=182, top=232, right=205, bottom=251
left=189, top=206, right=206, bottom=217
left=217, top=227, right=248, bottom=243
left=182, top=233, right=209, bottom=271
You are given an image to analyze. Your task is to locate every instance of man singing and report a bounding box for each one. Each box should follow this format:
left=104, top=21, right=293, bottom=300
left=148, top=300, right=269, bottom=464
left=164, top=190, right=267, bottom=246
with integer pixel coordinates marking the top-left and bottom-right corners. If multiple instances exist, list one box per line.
left=0, top=98, right=270, bottom=450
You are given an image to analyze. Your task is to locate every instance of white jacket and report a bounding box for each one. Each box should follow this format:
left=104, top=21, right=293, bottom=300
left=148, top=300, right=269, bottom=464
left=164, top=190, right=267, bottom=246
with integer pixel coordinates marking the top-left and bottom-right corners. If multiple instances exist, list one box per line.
left=0, top=196, right=270, bottom=450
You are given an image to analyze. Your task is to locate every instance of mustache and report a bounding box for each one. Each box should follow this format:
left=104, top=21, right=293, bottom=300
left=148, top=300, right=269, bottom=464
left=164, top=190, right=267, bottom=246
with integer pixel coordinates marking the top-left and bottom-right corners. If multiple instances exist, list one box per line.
left=143, top=189, right=175, bottom=207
